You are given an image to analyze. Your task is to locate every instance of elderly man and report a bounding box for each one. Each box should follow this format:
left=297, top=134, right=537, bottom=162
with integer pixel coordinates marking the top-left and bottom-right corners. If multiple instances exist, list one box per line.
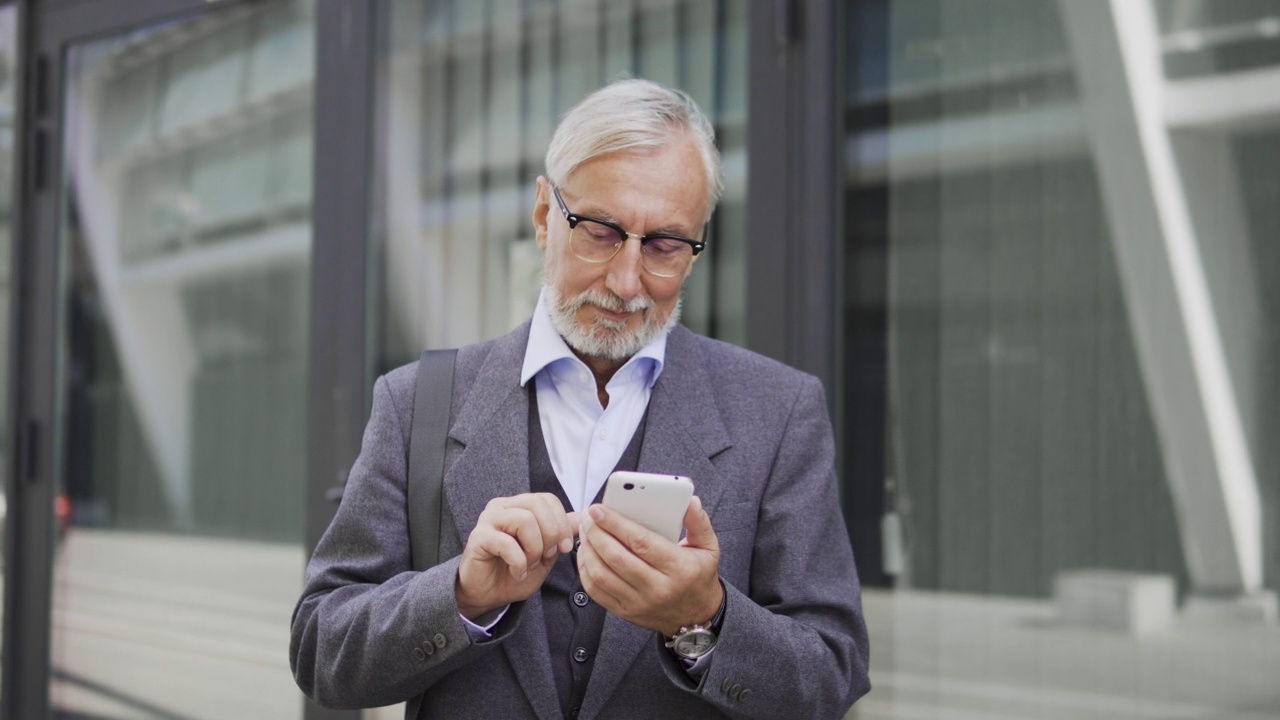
left=291, top=79, right=869, bottom=719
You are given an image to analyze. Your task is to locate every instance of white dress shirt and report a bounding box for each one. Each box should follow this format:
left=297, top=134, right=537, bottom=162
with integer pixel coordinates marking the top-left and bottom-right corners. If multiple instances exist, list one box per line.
left=519, top=290, right=666, bottom=512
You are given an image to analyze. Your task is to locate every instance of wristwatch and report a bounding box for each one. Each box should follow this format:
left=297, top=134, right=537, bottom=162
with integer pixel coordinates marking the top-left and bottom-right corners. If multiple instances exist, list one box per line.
left=665, top=624, right=718, bottom=659
left=665, top=580, right=726, bottom=660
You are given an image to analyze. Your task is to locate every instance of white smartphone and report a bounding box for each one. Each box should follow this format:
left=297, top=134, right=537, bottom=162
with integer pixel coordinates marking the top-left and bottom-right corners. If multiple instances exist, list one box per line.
left=601, top=471, right=694, bottom=543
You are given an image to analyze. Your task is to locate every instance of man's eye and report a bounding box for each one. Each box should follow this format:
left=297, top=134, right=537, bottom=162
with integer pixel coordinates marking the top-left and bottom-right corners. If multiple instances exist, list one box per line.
left=585, top=223, right=619, bottom=241
left=646, top=237, right=685, bottom=255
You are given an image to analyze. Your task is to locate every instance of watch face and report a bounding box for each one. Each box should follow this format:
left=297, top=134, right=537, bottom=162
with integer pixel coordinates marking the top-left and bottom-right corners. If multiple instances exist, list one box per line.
left=674, top=629, right=717, bottom=659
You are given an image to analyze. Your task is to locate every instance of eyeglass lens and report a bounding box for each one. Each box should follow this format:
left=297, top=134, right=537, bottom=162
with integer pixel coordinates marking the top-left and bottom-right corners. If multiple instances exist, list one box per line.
left=570, top=219, right=692, bottom=277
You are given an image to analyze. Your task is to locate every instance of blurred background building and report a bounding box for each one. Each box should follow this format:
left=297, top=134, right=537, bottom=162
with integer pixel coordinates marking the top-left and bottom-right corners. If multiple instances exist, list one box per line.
left=2, top=0, right=1278, bottom=718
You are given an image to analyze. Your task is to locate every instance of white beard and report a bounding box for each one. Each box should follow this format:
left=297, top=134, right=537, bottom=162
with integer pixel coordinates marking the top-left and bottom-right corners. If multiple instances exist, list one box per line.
left=544, top=283, right=681, bottom=362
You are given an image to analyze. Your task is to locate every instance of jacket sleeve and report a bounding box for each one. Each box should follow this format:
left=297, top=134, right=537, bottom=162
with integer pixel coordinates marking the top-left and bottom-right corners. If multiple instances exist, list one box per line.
left=289, top=373, right=522, bottom=709
left=656, top=374, right=871, bottom=719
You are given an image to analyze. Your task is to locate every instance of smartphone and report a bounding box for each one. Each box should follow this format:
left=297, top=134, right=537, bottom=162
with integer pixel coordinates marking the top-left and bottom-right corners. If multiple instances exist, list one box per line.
left=602, top=471, right=695, bottom=543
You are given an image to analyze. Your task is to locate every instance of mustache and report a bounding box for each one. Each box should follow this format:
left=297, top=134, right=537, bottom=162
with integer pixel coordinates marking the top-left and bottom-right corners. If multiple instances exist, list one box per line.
left=562, top=289, right=654, bottom=315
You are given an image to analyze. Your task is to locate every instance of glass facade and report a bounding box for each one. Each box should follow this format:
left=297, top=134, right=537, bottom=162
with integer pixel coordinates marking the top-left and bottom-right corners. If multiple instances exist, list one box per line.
left=845, top=0, right=1280, bottom=716
left=49, top=2, right=314, bottom=716
left=372, top=0, right=749, bottom=377
left=3, top=0, right=1277, bottom=717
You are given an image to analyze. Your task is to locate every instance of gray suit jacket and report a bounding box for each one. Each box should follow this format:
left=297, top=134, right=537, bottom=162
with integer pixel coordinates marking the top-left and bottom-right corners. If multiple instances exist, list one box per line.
left=290, top=322, right=870, bottom=719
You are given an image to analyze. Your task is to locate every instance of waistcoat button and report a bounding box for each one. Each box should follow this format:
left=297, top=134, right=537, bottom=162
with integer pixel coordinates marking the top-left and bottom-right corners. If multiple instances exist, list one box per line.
left=573, top=647, right=589, bottom=663
left=573, top=591, right=589, bottom=607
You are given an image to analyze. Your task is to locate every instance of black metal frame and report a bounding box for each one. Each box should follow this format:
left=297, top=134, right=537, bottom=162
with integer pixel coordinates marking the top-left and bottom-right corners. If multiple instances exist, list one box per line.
left=305, top=2, right=373, bottom=717
left=839, top=0, right=890, bottom=587
left=746, top=0, right=842, bottom=398
left=746, top=0, right=888, bottom=586
left=0, top=1, right=32, bottom=718
left=1, top=1, right=364, bottom=718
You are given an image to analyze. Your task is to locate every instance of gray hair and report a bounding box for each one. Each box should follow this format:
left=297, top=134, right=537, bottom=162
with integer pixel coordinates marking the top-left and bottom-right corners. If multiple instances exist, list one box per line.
left=544, top=79, right=724, bottom=224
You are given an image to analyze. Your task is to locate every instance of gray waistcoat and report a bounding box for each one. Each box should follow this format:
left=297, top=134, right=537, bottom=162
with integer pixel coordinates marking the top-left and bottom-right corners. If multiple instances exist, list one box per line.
left=528, top=387, right=648, bottom=719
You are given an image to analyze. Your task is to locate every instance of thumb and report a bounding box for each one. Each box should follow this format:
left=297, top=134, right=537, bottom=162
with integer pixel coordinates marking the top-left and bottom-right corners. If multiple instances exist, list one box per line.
left=681, top=496, right=718, bottom=550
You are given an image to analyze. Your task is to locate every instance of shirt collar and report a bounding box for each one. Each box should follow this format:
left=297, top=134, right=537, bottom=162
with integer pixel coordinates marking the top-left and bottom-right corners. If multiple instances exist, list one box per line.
left=520, top=289, right=667, bottom=389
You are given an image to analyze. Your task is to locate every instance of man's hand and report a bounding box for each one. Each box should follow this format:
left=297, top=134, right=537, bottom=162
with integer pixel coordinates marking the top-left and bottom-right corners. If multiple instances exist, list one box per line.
left=455, top=493, right=579, bottom=621
left=577, top=495, right=723, bottom=637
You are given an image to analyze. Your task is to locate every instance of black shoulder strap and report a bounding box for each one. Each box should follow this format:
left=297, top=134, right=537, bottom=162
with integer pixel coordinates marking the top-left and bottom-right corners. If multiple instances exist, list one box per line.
left=407, top=348, right=458, bottom=571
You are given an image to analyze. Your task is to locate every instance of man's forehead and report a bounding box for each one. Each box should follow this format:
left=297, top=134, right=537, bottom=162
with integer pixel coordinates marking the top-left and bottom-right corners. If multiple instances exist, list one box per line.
left=558, top=149, right=707, bottom=225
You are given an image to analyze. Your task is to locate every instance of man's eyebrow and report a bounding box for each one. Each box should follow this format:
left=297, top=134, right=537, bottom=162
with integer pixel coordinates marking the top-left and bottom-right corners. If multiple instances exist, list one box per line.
left=578, top=205, right=697, bottom=238
left=647, top=224, right=699, bottom=239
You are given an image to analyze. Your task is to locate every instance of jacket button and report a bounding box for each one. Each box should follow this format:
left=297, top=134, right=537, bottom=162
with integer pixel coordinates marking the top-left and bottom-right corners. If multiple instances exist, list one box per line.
left=573, top=647, right=589, bottom=663
left=739, top=688, right=752, bottom=700
left=573, top=591, right=589, bottom=607
left=422, top=640, right=435, bottom=656
left=413, top=647, right=426, bottom=661
left=433, top=632, right=448, bottom=649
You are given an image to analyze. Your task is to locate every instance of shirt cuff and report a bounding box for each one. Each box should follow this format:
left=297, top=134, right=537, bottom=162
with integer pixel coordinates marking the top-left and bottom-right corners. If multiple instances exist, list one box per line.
left=458, top=605, right=510, bottom=642
left=682, top=653, right=714, bottom=678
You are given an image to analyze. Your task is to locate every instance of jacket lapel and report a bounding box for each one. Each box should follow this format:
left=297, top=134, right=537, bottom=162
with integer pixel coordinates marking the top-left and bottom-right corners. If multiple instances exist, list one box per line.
left=443, top=323, right=563, bottom=720
left=578, top=325, right=733, bottom=720
left=445, top=324, right=533, bottom=540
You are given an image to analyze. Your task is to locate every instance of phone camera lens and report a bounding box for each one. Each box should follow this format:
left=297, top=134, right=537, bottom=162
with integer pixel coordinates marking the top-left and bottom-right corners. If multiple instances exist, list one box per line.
left=623, top=483, right=635, bottom=491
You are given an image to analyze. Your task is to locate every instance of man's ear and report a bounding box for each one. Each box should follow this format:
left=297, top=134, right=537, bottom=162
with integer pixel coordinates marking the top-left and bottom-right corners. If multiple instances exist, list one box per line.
left=532, top=176, right=551, bottom=251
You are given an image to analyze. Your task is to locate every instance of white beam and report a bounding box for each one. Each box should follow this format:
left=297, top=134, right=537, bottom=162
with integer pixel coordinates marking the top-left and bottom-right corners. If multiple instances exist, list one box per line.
left=67, top=64, right=196, bottom=526
left=1165, top=65, right=1280, bottom=131
left=1058, top=0, right=1262, bottom=594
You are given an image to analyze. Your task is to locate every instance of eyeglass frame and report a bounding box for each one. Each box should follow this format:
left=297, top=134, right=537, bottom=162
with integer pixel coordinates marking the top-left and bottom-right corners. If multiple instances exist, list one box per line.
left=550, top=184, right=706, bottom=276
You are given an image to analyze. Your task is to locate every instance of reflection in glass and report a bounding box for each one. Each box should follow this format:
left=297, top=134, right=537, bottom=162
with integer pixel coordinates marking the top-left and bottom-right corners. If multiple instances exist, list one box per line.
left=51, top=2, right=314, bottom=717
left=845, top=0, right=1280, bottom=716
left=374, top=0, right=749, bottom=374
left=1156, top=0, right=1280, bottom=78
left=0, top=3, right=16, bottom=708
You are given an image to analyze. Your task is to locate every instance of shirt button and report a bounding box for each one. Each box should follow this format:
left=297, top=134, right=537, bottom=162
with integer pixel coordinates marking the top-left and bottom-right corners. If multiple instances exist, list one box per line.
left=573, top=647, right=589, bottom=663
left=573, top=591, right=589, bottom=607
left=578, top=372, right=588, bottom=382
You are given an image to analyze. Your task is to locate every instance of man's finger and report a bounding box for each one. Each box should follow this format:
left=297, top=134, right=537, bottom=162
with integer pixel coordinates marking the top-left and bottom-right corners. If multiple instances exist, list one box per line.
left=579, top=517, right=648, bottom=593
left=474, top=529, right=530, bottom=580
left=680, top=495, right=718, bottom=551
left=587, top=504, right=679, bottom=564
left=490, top=507, right=546, bottom=565
left=577, top=541, right=635, bottom=611
left=523, top=493, right=572, bottom=560
left=565, top=511, right=581, bottom=552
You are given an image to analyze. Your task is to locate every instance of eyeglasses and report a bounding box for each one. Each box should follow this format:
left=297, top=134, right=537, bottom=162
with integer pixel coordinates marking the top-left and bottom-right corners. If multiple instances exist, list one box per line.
left=551, top=185, right=706, bottom=278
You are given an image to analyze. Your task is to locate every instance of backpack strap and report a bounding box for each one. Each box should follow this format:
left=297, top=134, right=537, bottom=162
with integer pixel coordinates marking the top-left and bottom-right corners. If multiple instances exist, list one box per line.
left=407, top=348, right=458, bottom=571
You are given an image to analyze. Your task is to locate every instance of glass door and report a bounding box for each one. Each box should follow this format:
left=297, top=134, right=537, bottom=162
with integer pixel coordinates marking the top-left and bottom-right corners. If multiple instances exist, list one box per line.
left=48, top=2, right=316, bottom=717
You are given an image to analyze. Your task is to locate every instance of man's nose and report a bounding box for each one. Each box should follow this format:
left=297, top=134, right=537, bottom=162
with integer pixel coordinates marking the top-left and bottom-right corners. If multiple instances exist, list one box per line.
left=604, top=235, right=645, bottom=300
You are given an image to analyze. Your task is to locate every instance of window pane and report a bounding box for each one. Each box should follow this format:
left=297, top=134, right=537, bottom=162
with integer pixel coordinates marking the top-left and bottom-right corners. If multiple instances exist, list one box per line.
left=845, top=0, right=1280, bottom=715
left=51, top=2, right=315, bottom=716
left=373, top=0, right=749, bottom=374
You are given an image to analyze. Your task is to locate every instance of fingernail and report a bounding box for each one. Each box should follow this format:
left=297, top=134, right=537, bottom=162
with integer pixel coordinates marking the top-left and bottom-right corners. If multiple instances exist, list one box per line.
left=560, top=537, right=573, bottom=553
left=589, top=505, right=604, bottom=521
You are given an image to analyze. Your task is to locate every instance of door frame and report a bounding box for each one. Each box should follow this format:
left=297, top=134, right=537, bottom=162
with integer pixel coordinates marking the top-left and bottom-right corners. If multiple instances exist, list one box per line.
left=2, top=1, right=361, bottom=718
